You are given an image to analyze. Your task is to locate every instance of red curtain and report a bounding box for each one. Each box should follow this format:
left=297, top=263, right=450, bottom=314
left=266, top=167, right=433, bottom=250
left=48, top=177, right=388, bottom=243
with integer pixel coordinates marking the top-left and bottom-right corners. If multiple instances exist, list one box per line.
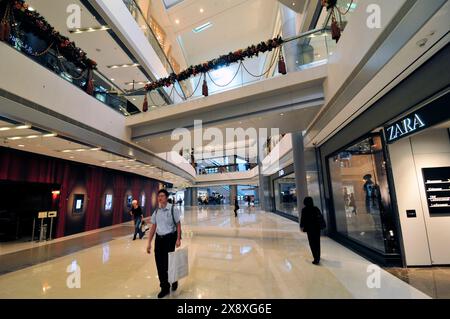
left=112, top=175, right=125, bottom=225
left=0, top=147, right=164, bottom=238
left=84, top=167, right=104, bottom=231
left=56, top=164, right=78, bottom=237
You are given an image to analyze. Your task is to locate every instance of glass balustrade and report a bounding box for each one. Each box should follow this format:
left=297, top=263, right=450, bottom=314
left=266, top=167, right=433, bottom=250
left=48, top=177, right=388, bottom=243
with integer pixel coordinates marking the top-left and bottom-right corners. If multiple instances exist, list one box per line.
left=142, top=28, right=334, bottom=108
left=6, top=31, right=140, bottom=116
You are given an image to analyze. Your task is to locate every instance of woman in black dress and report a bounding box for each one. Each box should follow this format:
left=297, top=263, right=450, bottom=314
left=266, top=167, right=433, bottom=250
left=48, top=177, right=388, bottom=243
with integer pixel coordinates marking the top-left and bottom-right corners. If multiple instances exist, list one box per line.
left=300, top=197, right=325, bottom=265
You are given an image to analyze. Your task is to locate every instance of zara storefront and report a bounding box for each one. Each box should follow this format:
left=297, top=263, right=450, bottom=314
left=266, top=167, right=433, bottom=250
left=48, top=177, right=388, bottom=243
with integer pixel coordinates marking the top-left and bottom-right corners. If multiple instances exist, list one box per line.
left=318, top=45, right=450, bottom=267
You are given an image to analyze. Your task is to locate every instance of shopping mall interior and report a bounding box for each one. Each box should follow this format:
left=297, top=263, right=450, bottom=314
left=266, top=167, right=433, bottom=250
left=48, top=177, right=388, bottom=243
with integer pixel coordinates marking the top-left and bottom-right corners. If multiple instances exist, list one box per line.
left=0, top=0, right=449, bottom=301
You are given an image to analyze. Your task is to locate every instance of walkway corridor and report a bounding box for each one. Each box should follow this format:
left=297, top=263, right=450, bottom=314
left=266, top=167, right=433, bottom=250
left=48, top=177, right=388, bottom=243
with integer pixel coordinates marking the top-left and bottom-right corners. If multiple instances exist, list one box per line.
left=0, top=207, right=429, bottom=299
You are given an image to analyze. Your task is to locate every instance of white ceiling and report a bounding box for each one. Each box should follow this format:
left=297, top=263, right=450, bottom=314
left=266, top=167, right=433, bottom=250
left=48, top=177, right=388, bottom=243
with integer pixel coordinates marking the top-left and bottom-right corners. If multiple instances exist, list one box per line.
left=169, top=0, right=280, bottom=66
left=0, top=119, right=190, bottom=187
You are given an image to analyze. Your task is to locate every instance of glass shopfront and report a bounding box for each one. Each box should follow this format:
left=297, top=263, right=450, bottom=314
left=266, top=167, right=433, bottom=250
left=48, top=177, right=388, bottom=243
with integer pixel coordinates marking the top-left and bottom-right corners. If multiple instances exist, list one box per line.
left=274, top=173, right=298, bottom=218
left=327, top=134, right=399, bottom=254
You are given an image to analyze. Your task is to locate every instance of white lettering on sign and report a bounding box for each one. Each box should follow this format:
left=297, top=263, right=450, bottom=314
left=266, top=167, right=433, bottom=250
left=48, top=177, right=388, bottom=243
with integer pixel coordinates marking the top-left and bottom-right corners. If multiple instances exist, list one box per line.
left=386, top=114, right=426, bottom=142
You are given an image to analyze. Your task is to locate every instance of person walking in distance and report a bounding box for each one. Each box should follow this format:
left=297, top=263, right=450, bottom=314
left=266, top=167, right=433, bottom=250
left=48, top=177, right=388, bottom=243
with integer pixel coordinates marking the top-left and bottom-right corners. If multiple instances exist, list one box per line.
left=130, top=200, right=145, bottom=240
left=300, top=197, right=326, bottom=265
left=146, top=189, right=182, bottom=298
left=233, top=196, right=239, bottom=218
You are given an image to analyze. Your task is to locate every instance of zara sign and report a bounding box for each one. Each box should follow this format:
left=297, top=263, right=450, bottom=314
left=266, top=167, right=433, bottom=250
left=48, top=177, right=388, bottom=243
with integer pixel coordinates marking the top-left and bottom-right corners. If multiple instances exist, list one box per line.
left=386, top=113, right=426, bottom=143
left=384, top=93, right=450, bottom=144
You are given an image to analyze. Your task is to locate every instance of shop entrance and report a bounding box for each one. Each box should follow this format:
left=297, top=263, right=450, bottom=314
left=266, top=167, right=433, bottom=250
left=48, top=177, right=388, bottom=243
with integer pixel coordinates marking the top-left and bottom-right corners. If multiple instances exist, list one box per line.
left=327, top=134, right=399, bottom=255
left=0, top=181, right=59, bottom=243
left=389, top=121, right=450, bottom=265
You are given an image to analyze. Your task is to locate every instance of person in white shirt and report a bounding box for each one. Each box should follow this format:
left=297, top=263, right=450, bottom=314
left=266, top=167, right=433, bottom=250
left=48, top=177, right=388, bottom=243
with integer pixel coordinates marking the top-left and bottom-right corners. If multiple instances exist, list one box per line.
left=146, top=189, right=181, bottom=298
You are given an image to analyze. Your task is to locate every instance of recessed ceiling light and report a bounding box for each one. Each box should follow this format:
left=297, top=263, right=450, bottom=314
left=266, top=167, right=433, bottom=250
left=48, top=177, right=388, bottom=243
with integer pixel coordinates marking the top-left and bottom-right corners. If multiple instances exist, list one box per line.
left=199, top=8, right=204, bottom=13
left=18, top=144, right=25, bottom=147
left=70, top=156, right=75, bottom=159
left=0, top=127, right=11, bottom=131
left=43, top=133, right=57, bottom=137
left=111, top=78, right=115, bottom=81
left=26, top=135, right=39, bottom=139
left=193, top=22, right=212, bottom=33
left=133, top=98, right=136, bottom=101
left=280, top=113, right=284, bottom=116
left=175, top=19, right=180, bottom=25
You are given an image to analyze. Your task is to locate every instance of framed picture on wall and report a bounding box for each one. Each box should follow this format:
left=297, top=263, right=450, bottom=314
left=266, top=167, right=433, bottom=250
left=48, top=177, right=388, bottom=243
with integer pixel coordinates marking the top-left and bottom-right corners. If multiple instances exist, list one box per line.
left=73, top=194, right=85, bottom=214
left=141, top=193, right=146, bottom=207
left=126, top=195, right=133, bottom=208
left=105, top=194, right=113, bottom=211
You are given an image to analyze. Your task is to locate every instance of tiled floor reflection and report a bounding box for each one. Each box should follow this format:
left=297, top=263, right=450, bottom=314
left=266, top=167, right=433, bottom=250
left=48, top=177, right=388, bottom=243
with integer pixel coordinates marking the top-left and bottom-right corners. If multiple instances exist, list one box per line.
left=0, top=207, right=430, bottom=299
left=386, top=267, right=450, bottom=299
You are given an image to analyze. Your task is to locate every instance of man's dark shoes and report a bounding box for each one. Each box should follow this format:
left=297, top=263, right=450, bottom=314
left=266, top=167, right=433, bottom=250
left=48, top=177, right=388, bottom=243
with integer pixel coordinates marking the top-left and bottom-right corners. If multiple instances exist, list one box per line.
left=312, top=260, right=320, bottom=265
left=157, top=288, right=170, bottom=299
left=171, top=282, right=178, bottom=291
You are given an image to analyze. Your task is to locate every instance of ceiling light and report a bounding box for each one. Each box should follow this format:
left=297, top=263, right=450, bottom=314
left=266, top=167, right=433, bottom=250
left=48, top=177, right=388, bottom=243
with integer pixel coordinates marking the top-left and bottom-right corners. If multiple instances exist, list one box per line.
left=26, top=135, right=39, bottom=139
left=199, top=8, right=204, bottom=13
left=70, top=156, right=75, bottom=159
left=280, top=113, right=284, bottom=116
left=111, top=78, right=115, bottom=81
left=18, top=144, right=25, bottom=147
left=75, top=149, right=87, bottom=152
left=90, top=148, right=101, bottom=151
left=0, top=127, right=11, bottom=131
left=69, top=26, right=110, bottom=34
left=43, top=133, right=57, bottom=137
left=193, top=22, right=212, bottom=33
left=125, top=81, right=148, bottom=86
left=175, top=19, right=180, bottom=25
left=16, top=125, right=31, bottom=129
left=107, top=63, right=140, bottom=69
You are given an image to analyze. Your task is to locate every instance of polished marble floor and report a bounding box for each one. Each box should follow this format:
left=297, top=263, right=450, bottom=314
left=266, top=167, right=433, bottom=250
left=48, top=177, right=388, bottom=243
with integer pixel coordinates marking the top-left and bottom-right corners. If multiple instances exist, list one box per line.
left=0, top=206, right=430, bottom=299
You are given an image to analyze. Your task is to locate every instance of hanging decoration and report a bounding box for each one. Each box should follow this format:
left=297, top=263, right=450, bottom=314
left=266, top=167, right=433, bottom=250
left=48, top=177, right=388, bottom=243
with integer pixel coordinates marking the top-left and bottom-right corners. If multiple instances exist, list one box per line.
left=144, top=36, right=284, bottom=94
left=321, top=0, right=354, bottom=43
left=202, top=75, right=208, bottom=97
left=0, top=0, right=97, bottom=71
left=278, top=47, right=287, bottom=75
left=142, top=93, right=149, bottom=112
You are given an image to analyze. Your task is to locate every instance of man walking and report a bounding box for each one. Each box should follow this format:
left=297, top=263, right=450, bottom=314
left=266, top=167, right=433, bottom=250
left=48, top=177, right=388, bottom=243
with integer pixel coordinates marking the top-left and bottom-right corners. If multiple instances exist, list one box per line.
left=130, top=200, right=145, bottom=240
left=146, top=189, right=182, bottom=298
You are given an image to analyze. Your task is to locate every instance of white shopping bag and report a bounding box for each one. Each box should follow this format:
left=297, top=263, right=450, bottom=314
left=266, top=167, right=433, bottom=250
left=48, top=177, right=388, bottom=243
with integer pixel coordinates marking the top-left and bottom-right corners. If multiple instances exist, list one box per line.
left=168, top=247, right=189, bottom=284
